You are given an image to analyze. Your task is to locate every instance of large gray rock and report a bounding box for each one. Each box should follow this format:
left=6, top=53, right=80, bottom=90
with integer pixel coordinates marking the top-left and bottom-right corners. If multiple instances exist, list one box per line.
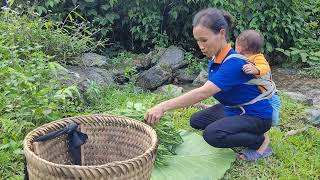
left=63, top=66, right=114, bottom=91
left=72, top=53, right=108, bottom=67
left=306, top=89, right=320, bottom=107
left=157, top=46, right=185, bottom=70
left=111, top=69, right=127, bottom=84
left=192, top=70, right=208, bottom=86
left=305, top=108, right=320, bottom=125
left=132, top=57, right=152, bottom=70
left=175, top=68, right=199, bottom=83
left=146, top=47, right=166, bottom=65
left=137, top=65, right=172, bottom=90
left=155, top=84, right=184, bottom=97
left=283, top=91, right=313, bottom=106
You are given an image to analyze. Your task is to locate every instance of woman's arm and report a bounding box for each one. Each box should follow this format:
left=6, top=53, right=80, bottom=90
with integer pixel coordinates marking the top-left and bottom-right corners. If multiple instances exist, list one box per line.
left=144, top=81, right=221, bottom=125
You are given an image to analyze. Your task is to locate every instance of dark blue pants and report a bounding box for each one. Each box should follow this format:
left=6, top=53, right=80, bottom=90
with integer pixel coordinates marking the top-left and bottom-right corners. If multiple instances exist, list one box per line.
left=190, top=104, right=272, bottom=150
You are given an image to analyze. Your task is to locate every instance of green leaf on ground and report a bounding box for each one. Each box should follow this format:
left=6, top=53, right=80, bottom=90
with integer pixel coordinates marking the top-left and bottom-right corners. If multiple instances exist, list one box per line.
left=151, top=131, right=236, bottom=180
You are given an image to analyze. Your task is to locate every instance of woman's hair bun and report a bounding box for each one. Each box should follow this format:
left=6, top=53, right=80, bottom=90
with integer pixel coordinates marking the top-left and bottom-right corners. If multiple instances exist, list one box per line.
left=223, top=11, right=233, bottom=28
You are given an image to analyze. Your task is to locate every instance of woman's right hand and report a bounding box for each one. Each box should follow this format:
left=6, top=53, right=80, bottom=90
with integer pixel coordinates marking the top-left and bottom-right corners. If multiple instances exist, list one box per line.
left=144, top=104, right=165, bottom=126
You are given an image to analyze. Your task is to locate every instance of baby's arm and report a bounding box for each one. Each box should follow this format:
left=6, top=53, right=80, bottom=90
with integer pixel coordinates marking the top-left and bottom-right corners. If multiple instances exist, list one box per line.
left=243, top=55, right=271, bottom=76
left=252, top=56, right=271, bottom=76
left=242, top=63, right=260, bottom=75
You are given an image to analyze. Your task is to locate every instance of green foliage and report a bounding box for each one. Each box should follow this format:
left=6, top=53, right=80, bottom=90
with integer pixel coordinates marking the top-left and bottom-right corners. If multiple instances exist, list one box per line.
left=0, top=43, right=83, bottom=125
left=85, top=88, right=182, bottom=166
left=275, top=0, right=320, bottom=69
left=153, top=120, right=183, bottom=167
left=108, top=51, right=143, bottom=83
left=0, top=118, right=33, bottom=179
left=156, top=85, right=183, bottom=99
left=210, top=0, right=305, bottom=54
left=278, top=93, right=307, bottom=130
left=1, top=60, right=320, bottom=179
left=184, top=52, right=206, bottom=74
left=14, top=0, right=306, bottom=56
left=0, top=10, right=100, bottom=64
left=276, top=34, right=320, bottom=77
left=1, top=4, right=319, bottom=178
left=151, top=131, right=235, bottom=180
left=0, top=12, right=88, bottom=178
left=276, top=39, right=320, bottom=71
left=25, top=0, right=171, bottom=51
left=304, top=0, right=320, bottom=37
left=274, top=1, right=320, bottom=76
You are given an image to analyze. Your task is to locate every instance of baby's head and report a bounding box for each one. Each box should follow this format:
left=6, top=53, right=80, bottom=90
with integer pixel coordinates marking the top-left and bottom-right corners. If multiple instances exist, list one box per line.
left=235, top=30, right=264, bottom=56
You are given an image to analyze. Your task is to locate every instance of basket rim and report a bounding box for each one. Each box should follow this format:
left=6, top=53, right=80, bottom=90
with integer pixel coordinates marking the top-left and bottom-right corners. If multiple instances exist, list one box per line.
left=23, top=114, right=158, bottom=170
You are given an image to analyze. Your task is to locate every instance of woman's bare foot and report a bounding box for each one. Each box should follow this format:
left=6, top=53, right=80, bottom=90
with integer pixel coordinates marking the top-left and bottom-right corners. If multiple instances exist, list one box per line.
left=239, top=134, right=270, bottom=160
left=257, top=134, right=270, bottom=154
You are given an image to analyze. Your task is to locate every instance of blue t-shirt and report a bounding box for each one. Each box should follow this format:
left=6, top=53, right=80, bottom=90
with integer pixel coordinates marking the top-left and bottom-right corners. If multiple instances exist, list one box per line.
left=208, top=49, right=272, bottom=119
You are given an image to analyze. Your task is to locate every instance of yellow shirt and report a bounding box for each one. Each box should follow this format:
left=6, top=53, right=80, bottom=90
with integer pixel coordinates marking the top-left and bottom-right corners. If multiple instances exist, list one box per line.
left=248, top=54, right=271, bottom=77
left=248, top=54, right=271, bottom=93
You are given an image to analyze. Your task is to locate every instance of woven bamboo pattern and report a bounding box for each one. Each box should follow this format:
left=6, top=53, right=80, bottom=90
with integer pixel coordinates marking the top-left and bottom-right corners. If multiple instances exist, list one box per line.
left=23, top=115, right=158, bottom=180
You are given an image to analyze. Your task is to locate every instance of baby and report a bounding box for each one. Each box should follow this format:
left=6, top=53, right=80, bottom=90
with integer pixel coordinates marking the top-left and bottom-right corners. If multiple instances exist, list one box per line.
left=235, top=30, right=281, bottom=126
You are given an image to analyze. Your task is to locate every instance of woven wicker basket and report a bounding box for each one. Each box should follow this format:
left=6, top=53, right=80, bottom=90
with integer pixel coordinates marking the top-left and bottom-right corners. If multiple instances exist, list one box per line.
left=23, top=115, right=158, bottom=180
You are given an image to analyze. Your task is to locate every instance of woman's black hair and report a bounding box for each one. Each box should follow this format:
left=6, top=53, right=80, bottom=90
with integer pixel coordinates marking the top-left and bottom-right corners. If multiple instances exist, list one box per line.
left=192, top=8, right=233, bottom=37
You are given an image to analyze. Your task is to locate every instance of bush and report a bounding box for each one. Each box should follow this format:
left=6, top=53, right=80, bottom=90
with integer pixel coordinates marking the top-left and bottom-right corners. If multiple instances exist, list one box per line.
left=0, top=35, right=83, bottom=126
left=275, top=0, right=320, bottom=76
left=0, top=12, right=88, bottom=179
left=220, top=0, right=305, bottom=53
left=0, top=10, right=100, bottom=64
left=12, top=0, right=306, bottom=56
left=0, top=118, right=33, bottom=179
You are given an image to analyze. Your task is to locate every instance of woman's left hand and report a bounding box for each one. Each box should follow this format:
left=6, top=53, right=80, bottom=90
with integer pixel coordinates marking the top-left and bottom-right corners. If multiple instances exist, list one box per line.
left=144, top=104, right=165, bottom=126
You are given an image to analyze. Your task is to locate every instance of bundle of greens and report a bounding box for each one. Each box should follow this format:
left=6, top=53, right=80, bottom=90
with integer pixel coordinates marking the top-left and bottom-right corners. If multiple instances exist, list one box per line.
left=106, top=102, right=183, bottom=166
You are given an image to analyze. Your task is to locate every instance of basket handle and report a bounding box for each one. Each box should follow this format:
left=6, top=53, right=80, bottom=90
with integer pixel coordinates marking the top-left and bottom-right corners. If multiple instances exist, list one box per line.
left=33, top=123, right=88, bottom=165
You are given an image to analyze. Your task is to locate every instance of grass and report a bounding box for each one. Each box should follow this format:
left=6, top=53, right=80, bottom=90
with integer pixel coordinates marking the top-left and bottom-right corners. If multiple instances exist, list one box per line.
left=148, top=90, right=320, bottom=179
left=222, top=94, right=320, bottom=179
left=1, top=86, right=320, bottom=179
left=90, top=87, right=320, bottom=179
left=223, top=127, right=320, bottom=179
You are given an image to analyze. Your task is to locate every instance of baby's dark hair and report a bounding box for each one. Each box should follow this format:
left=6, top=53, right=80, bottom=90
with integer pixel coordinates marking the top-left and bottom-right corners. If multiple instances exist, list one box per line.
left=236, top=30, right=264, bottom=54
left=192, top=8, right=233, bottom=38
